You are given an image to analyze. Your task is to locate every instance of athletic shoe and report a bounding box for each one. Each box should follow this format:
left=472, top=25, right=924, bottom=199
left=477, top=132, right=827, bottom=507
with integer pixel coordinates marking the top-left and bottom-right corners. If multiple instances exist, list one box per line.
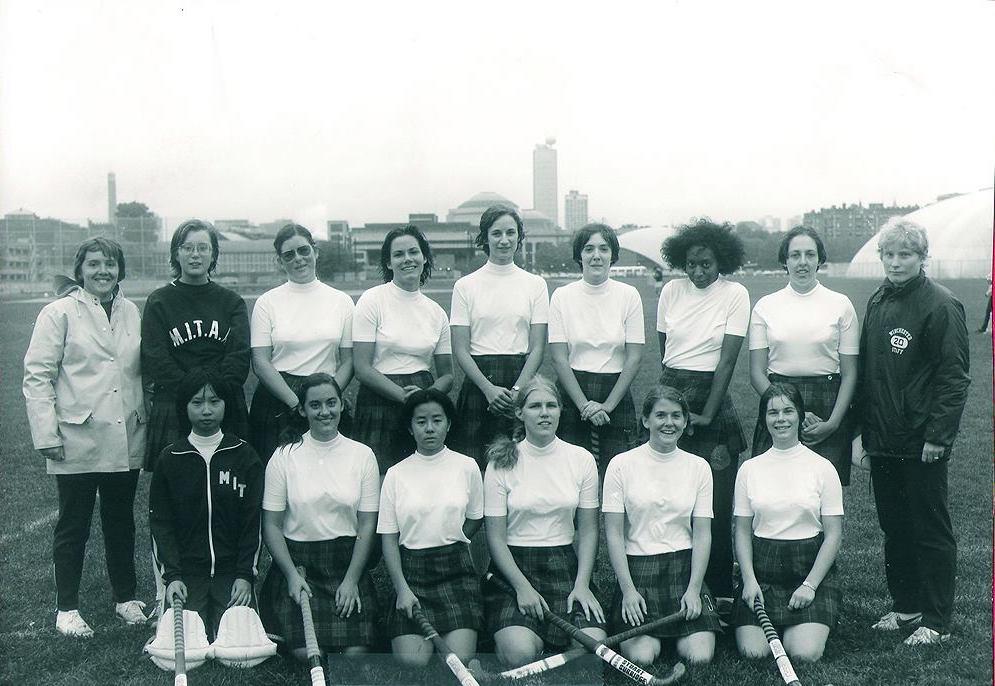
left=56, top=610, right=94, bottom=638
left=904, top=626, right=951, bottom=646
left=115, top=599, right=148, bottom=625
left=871, top=611, right=922, bottom=631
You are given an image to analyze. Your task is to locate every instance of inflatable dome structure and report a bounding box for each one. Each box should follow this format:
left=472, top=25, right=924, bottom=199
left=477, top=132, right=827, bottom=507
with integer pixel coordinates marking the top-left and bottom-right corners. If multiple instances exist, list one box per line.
left=847, top=189, right=993, bottom=279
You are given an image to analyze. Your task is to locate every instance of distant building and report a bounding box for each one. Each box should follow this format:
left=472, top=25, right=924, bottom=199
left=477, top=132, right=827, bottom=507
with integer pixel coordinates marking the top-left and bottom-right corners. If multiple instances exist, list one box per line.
left=533, top=138, right=558, bottom=227
left=0, top=212, right=88, bottom=280
left=757, top=215, right=782, bottom=232
left=216, top=219, right=269, bottom=240
left=802, top=201, right=920, bottom=261
left=326, top=220, right=351, bottom=249
left=258, top=219, right=294, bottom=237
left=107, top=173, right=117, bottom=226
left=351, top=214, right=476, bottom=275
left=564, top=190, right=588, bottom=231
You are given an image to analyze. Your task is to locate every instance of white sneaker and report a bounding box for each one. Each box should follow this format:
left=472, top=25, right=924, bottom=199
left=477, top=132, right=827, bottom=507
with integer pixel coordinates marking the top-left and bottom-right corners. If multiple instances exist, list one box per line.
left=56, top=610, right=94, bottom=638
left=115, top=599, right=148, bottom=625
left=904, top=626, right=951, bottom=646
left=871, top=611, right=922, bottom=631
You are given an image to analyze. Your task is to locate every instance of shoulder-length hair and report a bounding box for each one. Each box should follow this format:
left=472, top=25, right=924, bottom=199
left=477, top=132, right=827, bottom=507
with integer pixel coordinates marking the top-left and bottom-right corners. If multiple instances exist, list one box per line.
left=172, top=367, right=240, bottom=438
left=169, top=219, right=221, bottom=278
left=475, top=206, right=525, bottom=255
left=661, top=218, right=745, bottom=275
left=754, top=381, right=806, bottom=449
left=378, top=225, right=434, bottom=285
left=277, top=372, right=343, bottom=451
left=73, top=236, right=126, bottom=283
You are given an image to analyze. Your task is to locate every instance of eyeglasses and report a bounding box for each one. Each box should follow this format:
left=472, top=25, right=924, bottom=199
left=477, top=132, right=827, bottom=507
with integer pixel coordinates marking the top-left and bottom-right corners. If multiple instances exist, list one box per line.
left=179, top=243, right=213, bottom=255
left=279, top=245, right=313, bottom=262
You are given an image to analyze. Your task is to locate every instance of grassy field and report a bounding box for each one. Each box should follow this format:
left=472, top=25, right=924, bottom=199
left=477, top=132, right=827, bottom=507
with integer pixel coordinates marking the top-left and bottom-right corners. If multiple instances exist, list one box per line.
left=1, top=274, right=991, bottom=686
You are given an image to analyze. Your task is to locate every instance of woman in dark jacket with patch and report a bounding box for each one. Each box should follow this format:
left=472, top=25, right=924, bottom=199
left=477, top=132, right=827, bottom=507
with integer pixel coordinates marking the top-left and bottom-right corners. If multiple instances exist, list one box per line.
left=858, top=219, right=969, bottom=646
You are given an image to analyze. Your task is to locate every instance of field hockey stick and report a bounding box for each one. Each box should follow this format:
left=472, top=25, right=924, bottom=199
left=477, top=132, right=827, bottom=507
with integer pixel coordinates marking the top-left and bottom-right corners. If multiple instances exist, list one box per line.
left=753, top=598, right=802, bottom=686
left=296, top=567, right=325, bottom=686
left=411, top=605, right=480, bottom=686
left=172, top=595, right=187, bottom=686
left=484, top=573, right=685, bottom=685
left=589, top=422, right=602, bottom=463
left=495, top=607, right=686, bottom=680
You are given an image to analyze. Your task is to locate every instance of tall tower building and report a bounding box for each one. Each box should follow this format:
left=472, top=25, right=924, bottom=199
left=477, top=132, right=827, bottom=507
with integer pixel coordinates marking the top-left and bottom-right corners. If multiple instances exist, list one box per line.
left=107, top=173, right=117, bottom=226
left=564, top=190, right=588, bottom=231
left=532, top=138, right=558, bottom=226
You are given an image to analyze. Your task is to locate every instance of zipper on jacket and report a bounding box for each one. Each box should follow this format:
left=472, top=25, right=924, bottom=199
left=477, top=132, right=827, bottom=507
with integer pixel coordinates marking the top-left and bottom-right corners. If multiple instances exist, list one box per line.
left=205, top=458, right=216, bottom=577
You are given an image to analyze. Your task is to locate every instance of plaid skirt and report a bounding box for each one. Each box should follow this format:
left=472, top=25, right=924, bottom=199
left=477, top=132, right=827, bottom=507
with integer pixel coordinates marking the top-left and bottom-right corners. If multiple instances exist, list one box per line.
left=351, top=370, right=434, bottom=473
left=730, top=535, right=840, bottom=629
left=659, top=366, right=746, bottom=471
left=248, top=373, right=354, bottom=464
left=384, top=543, right=482, bottom=638
left=450, top=355, right=527, bottom=467
left=259, top=537, right=378, bottom=649
left=751, top=373, right=852, bottom=486
left=556, top=370, right=638, bottom=469
left=484, top=544, right=606, bottom=648
left=609, top=549, right=722, bottom=638
left=145, top=388, right=249, bottom=471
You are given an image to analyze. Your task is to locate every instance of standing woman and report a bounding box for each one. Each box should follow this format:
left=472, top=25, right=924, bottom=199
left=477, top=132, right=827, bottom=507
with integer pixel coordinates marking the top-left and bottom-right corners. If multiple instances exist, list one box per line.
left=24, top=238, right=149, bottom=636
left=732, top=383, right=844, bottom=663
left=449, top=205, right=549, bottom=466
left=749, top=226, right=859, bottom=485
left=603, top=385, right=721, bottom=666
left=548, top=223, right=644, bottom=474
left=142, top=219, right=250, bottom=470
left=249, top=224, right=355, bottom=463
left=352, top=225, right=453, bottom=473
left=657, top=218, right=750, bottom=605
left=259, top=373, right=379, bottom=660
left=483, top=375, right=606, bottom=667
left=378, top=389, right=484, bottom=666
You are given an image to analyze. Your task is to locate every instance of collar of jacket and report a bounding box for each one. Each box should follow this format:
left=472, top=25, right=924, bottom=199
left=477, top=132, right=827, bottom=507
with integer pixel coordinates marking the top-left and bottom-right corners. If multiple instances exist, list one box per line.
left=872, top=271, right=927, bottom=304
left=64, top=283, right=123, bottom=306
left=168, top=433, right=245, bottom=456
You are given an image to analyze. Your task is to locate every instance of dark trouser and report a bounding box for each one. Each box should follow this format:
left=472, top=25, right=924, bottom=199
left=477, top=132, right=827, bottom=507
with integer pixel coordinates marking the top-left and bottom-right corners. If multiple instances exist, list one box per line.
left=980, top=295, right=992, bottom=331
left=870, top=456, right=957, bottom=633
left=181, top=572, right=256, bottom=641
left=53, top=470, right=140, bottom=611
left=707, top=458, right=737, bottom=598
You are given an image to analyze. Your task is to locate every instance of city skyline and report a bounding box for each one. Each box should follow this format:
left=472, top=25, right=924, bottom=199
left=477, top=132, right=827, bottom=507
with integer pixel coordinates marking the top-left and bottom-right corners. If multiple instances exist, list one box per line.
left=1, top=2, right=992, bottom=234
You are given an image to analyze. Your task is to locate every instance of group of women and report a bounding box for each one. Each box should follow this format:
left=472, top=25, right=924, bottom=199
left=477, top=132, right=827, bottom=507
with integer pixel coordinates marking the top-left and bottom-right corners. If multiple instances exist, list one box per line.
left=23, top=207, right=860, bottom=668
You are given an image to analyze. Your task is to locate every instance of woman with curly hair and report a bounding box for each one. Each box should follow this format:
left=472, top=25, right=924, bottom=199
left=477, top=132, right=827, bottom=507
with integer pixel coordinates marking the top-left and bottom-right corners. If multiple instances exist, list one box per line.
left=449, top=206, right=548, bottom=467
left=352, top=225, right=453, bottom=473
left=548, top=223, right=644, bottom=476
left=657, top=218, right=750, bottom=608
left=749, top=226, right=859, bottom=485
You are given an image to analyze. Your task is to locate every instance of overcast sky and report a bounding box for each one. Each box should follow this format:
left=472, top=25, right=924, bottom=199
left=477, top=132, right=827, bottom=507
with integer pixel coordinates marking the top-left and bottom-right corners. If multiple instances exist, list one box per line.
left=1, top=1, right=992, bottom=236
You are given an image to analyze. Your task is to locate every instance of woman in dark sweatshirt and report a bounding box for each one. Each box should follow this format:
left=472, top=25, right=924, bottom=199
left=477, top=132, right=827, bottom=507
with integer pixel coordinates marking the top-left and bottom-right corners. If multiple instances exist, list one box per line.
left=142, top=219, right=251, bottom=472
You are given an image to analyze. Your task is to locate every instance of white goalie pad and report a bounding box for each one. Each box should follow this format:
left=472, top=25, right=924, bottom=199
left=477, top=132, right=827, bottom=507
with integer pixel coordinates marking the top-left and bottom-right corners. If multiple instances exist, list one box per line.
left=143, top=608, right=213, bottom=671
left=211, top=606, right=277, bottom=668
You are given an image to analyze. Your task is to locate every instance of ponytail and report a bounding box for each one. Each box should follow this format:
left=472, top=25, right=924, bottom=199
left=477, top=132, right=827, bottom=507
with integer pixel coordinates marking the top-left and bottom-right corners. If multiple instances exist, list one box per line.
left=485, top=373, right=560, bottom=471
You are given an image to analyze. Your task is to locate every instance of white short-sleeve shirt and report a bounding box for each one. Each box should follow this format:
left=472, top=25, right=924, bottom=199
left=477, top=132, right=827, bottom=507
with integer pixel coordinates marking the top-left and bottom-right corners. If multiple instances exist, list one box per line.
left=749, top=283, right=859, bottom=376
left=450, top=261, right=549, bottom=355
left=547, top=279, right=645, bottom=373
left=657, top=277, right=750, bottom=372
left=250, top=280, right=355, bottom=376
left=376, top=448, right=483, bottom=549
left=262, top=432, right=380, bottom=542
left=602, top=444, right=713, bottom=556
left=733, top=444, right=844, bottom=540
left=352, top=282, right=452, bottom=375
left=483, top=437, right=599, bottom=546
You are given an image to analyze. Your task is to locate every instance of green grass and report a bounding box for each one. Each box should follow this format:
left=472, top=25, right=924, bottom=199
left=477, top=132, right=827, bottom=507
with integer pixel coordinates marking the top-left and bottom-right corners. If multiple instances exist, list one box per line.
left=1, top=275, right=991, bottom=685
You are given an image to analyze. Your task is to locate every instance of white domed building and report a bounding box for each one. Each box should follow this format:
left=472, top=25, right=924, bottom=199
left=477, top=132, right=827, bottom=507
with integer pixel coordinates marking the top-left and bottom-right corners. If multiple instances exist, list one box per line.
left=847, top=189, right=993, bottom=279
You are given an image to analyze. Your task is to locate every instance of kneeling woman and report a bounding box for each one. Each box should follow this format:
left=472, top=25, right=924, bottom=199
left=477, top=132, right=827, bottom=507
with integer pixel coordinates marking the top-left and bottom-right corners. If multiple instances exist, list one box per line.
left=259, top=373, right=380, bottom=659
left=377, top=389, right=484, bottom=666
left=732, top=382, right=843, bottom=662
left=603, top=385, right=721, bottom=665
left=483, top=375, right=606, bottom=667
